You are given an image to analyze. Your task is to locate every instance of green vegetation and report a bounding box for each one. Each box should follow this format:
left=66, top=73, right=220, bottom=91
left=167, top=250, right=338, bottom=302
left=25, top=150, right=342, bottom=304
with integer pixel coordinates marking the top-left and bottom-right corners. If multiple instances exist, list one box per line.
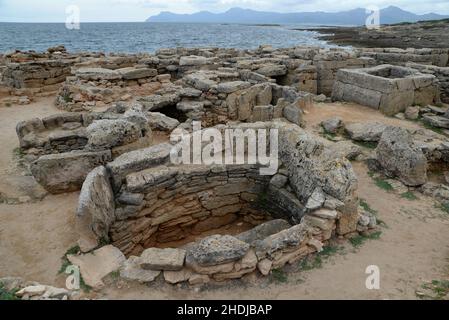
left=271, top=269, right=288, bottom=283
left=401, top=191, right=418, bottom=201
left=373, top=177, right=394, bottom=192
left=0, top=282, right=19, bottom=300
left=353, top=140, right=377, bottom=150
left=299, top=245, right=343, bottom=271
left=417, top=280, right=449, bottom=300
left=62, top=93, right=73, bottom=103
left=435, top=202, right=449, bottom=214
left=423, top=121, right=445, bottom=135
left=58, top=245, right=80, bottom=274
left=13, top=147, right=25, bottom=159
left=359, top=198, right=378, bottom=215
left=349, top=231, right=382, bottom=248
left=80, top=276, right=92, bottom=293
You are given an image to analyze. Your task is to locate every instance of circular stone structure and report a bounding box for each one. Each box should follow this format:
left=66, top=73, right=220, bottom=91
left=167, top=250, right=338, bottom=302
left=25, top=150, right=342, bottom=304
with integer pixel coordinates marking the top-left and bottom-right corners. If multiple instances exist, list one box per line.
left=74, top=120, right=365, bottom=285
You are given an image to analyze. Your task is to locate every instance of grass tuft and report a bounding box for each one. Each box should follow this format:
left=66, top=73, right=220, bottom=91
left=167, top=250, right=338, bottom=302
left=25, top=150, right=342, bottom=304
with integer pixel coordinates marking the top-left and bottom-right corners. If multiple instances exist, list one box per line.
left=0, top=282, right=19, bottom=300
left=373, top=177, right=394, bottom=192
left=353, top=140, right=378, bottom=150
left=359, top=199, right=378, bottom=215
left=417, top=280, right=449, bottom=300
left=58, top=245, right=80, bottom=274
left=401, top=191, right=418, bottom=201
left=271, top=269, right=288, bottom=283
left=299, top=245, right=343, bottom=271
left=349, top=231, right=382, bottom=248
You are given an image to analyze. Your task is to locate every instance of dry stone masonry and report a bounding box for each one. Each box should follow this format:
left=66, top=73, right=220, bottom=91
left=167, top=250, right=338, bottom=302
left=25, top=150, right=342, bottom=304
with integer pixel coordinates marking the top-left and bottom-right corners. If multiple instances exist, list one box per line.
left=6, top=43, right=449, bottom=288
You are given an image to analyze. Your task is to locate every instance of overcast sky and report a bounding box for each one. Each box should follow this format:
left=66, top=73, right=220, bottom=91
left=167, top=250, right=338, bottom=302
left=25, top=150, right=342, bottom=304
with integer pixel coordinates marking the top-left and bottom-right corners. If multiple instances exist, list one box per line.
left=0, top=0, right=448, bottom=22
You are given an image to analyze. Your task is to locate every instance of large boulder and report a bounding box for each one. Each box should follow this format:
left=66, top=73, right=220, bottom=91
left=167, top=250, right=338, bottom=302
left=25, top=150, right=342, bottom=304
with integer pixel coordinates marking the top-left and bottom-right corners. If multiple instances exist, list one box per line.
left=76, top=166, right=115, bottom=252
left=147, top=112, right=180, bottom=131
left=376, top=126, right=428, bottom=186
left=188, top=235, right=250, bottom=267
left=67, top=245, right=125, bottom=289
left=139, top=248, right=186, bottom=271
left=75, top=68, right=122, bottom=81
left=86, top=119, right=143, bottom=150
left=237, top=219, right=291, bottom=245
left=345, top=122, right=387, bottom=142
left=30, top=150, right=112, bottom=194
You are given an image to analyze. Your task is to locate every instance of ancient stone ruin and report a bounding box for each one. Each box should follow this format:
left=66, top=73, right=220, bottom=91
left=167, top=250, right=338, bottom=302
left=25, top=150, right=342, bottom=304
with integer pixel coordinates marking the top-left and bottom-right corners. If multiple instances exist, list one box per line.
left=4, top=44, right=449, bottom=291
left=332, top=64, right=440, bottom=115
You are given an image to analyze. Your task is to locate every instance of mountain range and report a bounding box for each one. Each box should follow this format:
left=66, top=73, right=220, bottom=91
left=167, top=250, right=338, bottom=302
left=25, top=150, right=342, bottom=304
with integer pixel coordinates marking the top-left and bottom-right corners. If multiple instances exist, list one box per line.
left=146, top=6, right=449, bottom=26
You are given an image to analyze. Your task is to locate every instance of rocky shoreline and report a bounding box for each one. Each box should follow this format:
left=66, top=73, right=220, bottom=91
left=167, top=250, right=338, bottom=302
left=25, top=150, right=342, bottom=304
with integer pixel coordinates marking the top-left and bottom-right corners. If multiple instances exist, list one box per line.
left=306, top=19, right=449, bottom=49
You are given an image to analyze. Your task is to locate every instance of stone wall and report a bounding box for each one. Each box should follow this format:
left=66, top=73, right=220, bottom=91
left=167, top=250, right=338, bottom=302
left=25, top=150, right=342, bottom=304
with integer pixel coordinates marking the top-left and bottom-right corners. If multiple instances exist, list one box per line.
left=332, top=64, right=440, bottom=115
left=17, top=104, right=154, bottom=194
left=407, top=62, right=449, bottom=104
left=359, top=48, right=449, bottom=68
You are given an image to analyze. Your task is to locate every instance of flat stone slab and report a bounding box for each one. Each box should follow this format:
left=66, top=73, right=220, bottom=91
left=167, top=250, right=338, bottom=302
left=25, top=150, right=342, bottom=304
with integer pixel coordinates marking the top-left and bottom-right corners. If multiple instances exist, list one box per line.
left=68, top=245, right=126, bottom=289
left=189, top=235, right=250, bottom=267
left=345, top=122, right=387, bottom=142
left=237, top=219, right=291, bottom=245
left=120, top=256, right=161, bottom=283
left=117, top=67, right=157, bottom=80
left=139, top=248, right=186, bottom=271
left=76, top=68, right=122, bottom=81
left=31, top=150, right=112, bottom=194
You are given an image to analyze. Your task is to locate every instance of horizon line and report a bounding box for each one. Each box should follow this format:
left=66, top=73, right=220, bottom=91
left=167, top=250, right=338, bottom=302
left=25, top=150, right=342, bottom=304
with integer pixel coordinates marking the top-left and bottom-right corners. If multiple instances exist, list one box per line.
left=1, top=5, right=448, bottom=24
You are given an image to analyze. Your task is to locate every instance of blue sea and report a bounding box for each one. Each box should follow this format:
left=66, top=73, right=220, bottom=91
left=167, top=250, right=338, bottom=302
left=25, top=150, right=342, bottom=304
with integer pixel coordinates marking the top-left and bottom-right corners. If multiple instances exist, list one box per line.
left=0, top=22, right=332, bottom=54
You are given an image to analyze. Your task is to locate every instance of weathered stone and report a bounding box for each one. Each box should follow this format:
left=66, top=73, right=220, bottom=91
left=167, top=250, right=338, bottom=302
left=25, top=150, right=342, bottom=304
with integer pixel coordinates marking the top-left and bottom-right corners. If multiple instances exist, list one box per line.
left=189, top=235, right=250, bottom=267
left=237, top=219, right=291, bottom=245
left=188, top=274, right=210, bottom=285
left=87, top=119, right=143, bottom=150
left=329, top=141, right=363, bottom=161
left=257, top=259, right=272, bottom=276
left=147, top=112, right=180, bottom=131
left=117, top=67, right=157, bottom=80
left=107, top=143, right=172, bottom=189
left=269, top=174, right=288, bottom=188
left=405, top=106, right=420, bottom=120
left=376, top=126, right=428, bottom=186
left=216, top=81, right=251, bottom=94
left=254, top=224, right=311, bottom=259
left=117, top=192, right=144, bottom=206
left=76, top=68, right=122, bottom=81
left=163, top=269, right=192, bottom=284
left=422, top=114, right=449, bottom=129
left=77, top=166, right=115, bottom=252
left=309, top=209, right=338, bottom=220
left=120, top=256, right=161, bottom=283
left=67, top=245, right=126, bottom=289
left=31, top=150, right=112, bottom=194
left=345, top=122, right=387, bottom=142
left=139, top=248, right=186, bottom=271
left=322, top=117, right=343, bottom=134
left=305, top=187, right=325, bottom=210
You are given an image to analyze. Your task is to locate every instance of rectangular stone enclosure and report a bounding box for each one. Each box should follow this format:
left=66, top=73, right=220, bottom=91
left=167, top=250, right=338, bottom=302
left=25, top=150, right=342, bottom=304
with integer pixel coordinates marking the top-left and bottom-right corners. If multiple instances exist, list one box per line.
left=332, top=64, right=440, bottom=116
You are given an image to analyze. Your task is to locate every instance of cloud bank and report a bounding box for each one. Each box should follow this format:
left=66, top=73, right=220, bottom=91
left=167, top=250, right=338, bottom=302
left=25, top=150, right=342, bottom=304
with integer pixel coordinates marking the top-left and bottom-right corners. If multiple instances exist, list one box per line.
left=0, top=0, right=447, bottom=22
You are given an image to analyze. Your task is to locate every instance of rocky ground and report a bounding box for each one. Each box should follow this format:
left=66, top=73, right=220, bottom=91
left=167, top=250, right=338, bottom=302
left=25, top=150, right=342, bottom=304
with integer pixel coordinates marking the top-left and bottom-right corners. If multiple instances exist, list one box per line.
left=306, top=19, right=449, bottom=49
left=1, top=97, right=448, bottom=300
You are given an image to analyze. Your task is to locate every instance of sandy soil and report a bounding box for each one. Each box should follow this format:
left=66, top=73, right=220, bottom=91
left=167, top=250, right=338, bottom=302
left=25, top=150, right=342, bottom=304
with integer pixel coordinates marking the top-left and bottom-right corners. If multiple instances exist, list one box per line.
left=1, top=98, right=448, bottom=299
left=0, top=98, right=79, bottom=285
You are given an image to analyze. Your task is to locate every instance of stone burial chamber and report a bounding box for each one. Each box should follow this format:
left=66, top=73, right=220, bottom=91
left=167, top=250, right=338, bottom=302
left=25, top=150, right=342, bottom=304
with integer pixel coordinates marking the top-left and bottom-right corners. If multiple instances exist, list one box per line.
left=16, top=103, right=154, bottom=194
left=72, top=120, right=372, bottom=286
left=332, top=64, right=440, bottom=116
